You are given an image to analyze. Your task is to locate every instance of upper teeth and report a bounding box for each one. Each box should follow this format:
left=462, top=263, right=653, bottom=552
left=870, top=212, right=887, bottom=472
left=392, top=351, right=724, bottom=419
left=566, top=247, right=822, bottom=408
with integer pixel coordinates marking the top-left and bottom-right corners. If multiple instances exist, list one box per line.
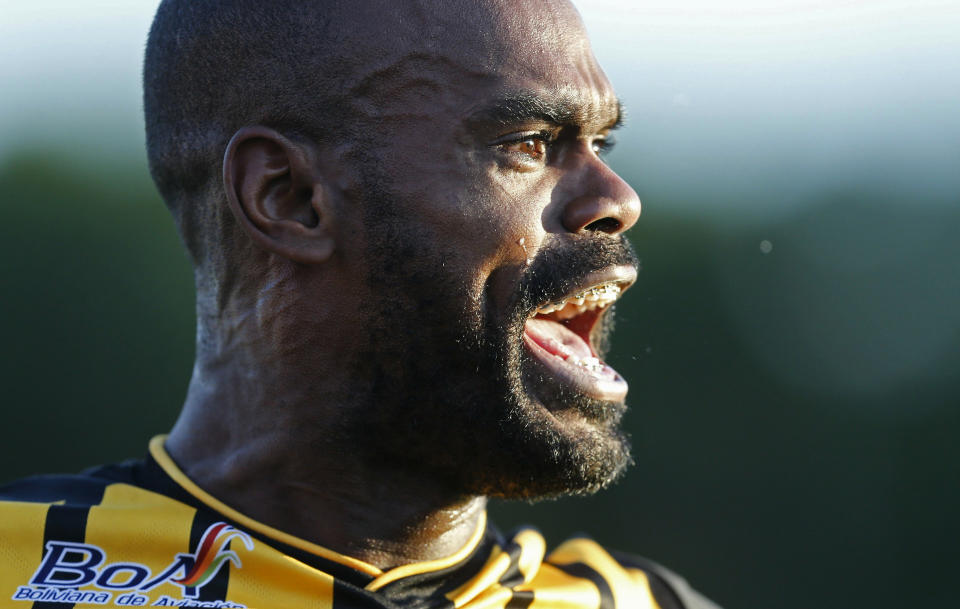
left=535, top=283, right=622, bottom=319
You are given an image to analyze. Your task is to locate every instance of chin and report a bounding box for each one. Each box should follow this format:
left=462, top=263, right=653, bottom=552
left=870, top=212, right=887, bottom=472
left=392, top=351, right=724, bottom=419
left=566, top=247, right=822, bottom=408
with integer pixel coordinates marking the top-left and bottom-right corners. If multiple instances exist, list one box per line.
left=452, top=354, right=633, bottom=501
left=476, top=422, right=633, bottom=502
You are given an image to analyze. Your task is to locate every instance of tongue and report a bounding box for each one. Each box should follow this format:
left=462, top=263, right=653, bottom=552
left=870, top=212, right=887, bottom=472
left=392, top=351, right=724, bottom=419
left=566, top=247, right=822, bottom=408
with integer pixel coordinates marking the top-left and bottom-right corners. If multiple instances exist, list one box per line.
left=524, top=318, right=594, bottom=361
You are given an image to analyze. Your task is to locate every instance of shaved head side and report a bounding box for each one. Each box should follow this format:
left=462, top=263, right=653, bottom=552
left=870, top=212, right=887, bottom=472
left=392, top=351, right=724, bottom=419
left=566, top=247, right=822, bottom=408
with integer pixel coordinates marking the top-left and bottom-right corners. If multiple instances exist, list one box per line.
left=146, top=0, right=455, bottom=280
left=145, top=0, right=353, bottom=275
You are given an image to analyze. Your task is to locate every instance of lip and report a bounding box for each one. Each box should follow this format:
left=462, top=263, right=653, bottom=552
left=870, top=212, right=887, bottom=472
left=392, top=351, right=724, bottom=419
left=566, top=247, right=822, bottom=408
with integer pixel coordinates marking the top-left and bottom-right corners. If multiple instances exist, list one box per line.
left=521, top=263, right=636, bottom=404
left=523, top=330, right=629, bottom=403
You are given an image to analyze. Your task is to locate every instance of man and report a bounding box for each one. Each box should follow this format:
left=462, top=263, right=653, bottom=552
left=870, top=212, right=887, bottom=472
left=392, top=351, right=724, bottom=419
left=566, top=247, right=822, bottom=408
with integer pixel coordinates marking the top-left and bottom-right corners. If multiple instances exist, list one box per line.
left=0, top=1, right=719, bottom=607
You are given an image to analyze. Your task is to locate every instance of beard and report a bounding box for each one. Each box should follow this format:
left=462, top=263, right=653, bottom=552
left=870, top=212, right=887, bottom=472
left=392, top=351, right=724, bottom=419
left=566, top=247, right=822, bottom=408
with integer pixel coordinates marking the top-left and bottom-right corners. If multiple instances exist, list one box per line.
left=340, top=176, right=638, bottom=500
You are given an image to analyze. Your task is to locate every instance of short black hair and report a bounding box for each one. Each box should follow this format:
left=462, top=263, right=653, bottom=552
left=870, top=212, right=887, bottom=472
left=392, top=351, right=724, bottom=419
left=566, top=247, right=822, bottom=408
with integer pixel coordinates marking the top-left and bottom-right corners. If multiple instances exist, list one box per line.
left=143, top=0, right=357, bottom=268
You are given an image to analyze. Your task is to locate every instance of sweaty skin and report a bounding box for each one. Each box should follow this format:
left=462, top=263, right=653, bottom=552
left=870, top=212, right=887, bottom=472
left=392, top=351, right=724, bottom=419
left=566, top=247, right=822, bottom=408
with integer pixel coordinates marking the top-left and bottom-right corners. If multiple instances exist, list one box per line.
left=165, top=0, right=640, bottom=569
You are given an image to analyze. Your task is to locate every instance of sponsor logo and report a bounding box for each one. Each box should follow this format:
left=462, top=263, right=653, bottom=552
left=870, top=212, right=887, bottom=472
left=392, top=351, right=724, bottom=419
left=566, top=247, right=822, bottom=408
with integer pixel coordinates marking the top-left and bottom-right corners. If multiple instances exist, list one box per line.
left=14, top=522, right=253, bottom=607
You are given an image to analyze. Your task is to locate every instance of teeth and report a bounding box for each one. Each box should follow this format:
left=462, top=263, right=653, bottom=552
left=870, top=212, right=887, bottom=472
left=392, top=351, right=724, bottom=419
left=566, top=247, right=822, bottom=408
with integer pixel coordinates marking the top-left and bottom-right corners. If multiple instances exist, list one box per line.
left=577, top=356, right=604, bottom=373
left=534, top=282, right=622, bottom=317
left=554, top=303, right=580, bottom=321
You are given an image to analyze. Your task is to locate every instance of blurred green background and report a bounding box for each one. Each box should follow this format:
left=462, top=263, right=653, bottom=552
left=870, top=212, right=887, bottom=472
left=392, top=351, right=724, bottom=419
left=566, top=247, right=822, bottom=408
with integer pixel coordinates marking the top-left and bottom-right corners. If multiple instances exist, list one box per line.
left=2, top=2, right=958, bottom=608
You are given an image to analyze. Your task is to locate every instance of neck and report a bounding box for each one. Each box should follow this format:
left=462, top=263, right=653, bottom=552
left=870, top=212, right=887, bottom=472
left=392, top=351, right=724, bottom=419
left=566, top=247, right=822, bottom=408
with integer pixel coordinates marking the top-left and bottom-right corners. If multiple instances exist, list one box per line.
left=165, top=268, right=486, bottom=570
left=167, top=372, right=487, bottom=569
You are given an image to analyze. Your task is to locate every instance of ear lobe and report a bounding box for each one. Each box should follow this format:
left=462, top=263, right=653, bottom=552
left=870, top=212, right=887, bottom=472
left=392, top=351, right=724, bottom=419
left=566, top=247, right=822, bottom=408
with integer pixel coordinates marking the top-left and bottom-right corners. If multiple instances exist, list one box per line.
left=223, top=126, right=335, bottom=264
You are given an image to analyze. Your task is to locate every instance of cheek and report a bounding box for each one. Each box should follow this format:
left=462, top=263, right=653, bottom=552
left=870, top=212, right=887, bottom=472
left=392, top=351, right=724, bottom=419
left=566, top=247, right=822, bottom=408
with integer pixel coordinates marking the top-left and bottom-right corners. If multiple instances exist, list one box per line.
left=395, top=160, right=547, bottom=265
left=480, top=168, right=555, bottom=258
left=371, top=133, right=556, bottom=317
left=454, top=176, right=552, bottom=295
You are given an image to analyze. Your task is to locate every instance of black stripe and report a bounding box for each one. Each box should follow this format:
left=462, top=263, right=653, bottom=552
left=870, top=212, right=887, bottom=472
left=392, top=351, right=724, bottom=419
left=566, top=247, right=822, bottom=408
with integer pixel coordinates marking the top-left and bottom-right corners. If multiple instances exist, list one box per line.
left=32, top=493, right=102, bottom=609
left=332, top=579, right=384, bottom=609
left=187, top=512, right=231, bottom=602
left=496, top=540, right=526, bottom=588
left=555, top=562, right=616, bottom=609
left=506, top=589, right=535, bottom=609
left=376, top=526, right=499, bottom=607
left=1, top=475, right=110, bottom=505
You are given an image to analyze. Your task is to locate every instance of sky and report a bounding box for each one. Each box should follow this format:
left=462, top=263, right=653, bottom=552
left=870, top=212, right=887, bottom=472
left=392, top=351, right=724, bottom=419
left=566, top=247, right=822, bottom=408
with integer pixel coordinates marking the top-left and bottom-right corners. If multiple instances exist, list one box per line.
left=2, top=0, right=959, bottom=214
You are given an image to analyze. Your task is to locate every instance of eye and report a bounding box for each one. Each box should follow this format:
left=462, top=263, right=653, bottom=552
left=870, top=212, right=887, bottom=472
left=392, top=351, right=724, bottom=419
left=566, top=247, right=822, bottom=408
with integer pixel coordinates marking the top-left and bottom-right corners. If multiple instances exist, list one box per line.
left=494, top=131, right=555, bottom=165
left=592, top=135, right=616, bottom=158
left=510, top=137, right=547, bottom=160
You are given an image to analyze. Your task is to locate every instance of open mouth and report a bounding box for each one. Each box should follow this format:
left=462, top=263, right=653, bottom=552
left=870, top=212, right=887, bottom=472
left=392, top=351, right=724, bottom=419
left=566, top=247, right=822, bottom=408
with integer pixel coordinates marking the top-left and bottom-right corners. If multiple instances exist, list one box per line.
left=522, top=268, right=634, bottom=403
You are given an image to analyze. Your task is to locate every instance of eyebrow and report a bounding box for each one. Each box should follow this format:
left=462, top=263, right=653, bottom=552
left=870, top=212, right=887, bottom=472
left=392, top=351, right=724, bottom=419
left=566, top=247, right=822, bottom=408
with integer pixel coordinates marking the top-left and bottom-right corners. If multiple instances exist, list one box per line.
left=467, top=90, right=624, bottom=131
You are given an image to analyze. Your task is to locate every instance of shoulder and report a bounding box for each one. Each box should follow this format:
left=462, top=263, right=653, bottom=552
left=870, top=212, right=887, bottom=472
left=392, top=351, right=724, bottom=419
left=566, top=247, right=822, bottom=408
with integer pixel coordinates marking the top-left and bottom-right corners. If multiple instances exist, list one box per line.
left=0, top=457, right=178, bottom=547
left=605, top=548, right=724, bottom=609
left=536, top=534, right=723, bottom=609
left=0, top=459, right=147, bottom=506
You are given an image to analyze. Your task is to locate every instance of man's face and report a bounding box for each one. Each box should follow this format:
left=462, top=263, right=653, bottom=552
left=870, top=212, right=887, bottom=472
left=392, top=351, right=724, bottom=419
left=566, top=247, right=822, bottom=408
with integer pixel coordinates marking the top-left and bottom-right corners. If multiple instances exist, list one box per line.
left=336, top=0, right=641, bottom=498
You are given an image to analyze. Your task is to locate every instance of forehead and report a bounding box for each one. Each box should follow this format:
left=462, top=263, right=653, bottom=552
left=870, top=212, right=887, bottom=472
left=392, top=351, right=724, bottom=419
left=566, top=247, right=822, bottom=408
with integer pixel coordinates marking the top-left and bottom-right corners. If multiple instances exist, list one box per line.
left=343, top=0, right=619, bottom=130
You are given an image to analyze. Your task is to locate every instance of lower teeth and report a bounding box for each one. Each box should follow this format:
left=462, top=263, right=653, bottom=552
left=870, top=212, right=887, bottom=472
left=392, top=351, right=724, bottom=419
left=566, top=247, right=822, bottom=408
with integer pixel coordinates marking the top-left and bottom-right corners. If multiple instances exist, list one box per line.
left=575, top=356, right=604, bottom=373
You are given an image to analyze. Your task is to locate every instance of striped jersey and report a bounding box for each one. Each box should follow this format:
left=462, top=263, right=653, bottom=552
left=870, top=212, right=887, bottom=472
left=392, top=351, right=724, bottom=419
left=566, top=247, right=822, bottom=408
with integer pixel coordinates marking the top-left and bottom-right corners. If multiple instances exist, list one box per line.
left=0, top=436, right=719, bottom=609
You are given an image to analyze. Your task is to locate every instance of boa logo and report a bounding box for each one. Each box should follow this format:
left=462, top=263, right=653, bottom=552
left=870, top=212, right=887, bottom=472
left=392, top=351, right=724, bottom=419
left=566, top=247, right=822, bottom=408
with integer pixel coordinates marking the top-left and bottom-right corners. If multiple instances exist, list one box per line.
left=171, top=523, right=254, bottom=591
left=29, top=522, right=254, bottom=598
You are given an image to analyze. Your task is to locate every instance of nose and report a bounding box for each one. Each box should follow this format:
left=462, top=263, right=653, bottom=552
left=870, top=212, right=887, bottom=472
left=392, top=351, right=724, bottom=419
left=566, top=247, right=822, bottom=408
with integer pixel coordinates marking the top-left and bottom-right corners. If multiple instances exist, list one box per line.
left=559, top=147, right=641, bottom=235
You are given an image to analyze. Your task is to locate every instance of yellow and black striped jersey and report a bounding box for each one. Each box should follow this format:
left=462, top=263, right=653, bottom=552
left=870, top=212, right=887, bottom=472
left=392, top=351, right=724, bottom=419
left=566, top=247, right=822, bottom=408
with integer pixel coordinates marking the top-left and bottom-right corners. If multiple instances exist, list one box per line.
left=0, top=436, right=719, bottom=609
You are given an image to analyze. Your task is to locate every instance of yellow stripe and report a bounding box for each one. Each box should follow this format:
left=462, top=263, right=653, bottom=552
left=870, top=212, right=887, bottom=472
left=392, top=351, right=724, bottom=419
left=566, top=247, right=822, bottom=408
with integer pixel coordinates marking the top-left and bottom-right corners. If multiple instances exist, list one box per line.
left=84, top=483, right=197, bottom=601
left=444, top=527, right=548, bottom=608
left=149, top=435, right=382, bottom=577
left=548, top=538, right=658, bottom=609
left=521, top=562, right=602, bottom=609
left=366, top=511, right=488, bottom=592
left=513, top=529, right=547, bottom=584
left=0, top=500, right=50, bottom=597
left=626, top=568, right=664, bottom=609
left=226, top=545, right=336, bottom=608
left=445, top=543, right=508, bottom=607
left=454, top=585, right=514, bottom=609
left=444, top=529, right=546, bottom=609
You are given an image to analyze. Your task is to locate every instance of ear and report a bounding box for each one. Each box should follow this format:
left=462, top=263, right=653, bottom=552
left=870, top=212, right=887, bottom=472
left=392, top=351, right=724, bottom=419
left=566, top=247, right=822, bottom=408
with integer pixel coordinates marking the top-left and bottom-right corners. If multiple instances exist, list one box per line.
left=223, top=126, right=336, bottom=264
